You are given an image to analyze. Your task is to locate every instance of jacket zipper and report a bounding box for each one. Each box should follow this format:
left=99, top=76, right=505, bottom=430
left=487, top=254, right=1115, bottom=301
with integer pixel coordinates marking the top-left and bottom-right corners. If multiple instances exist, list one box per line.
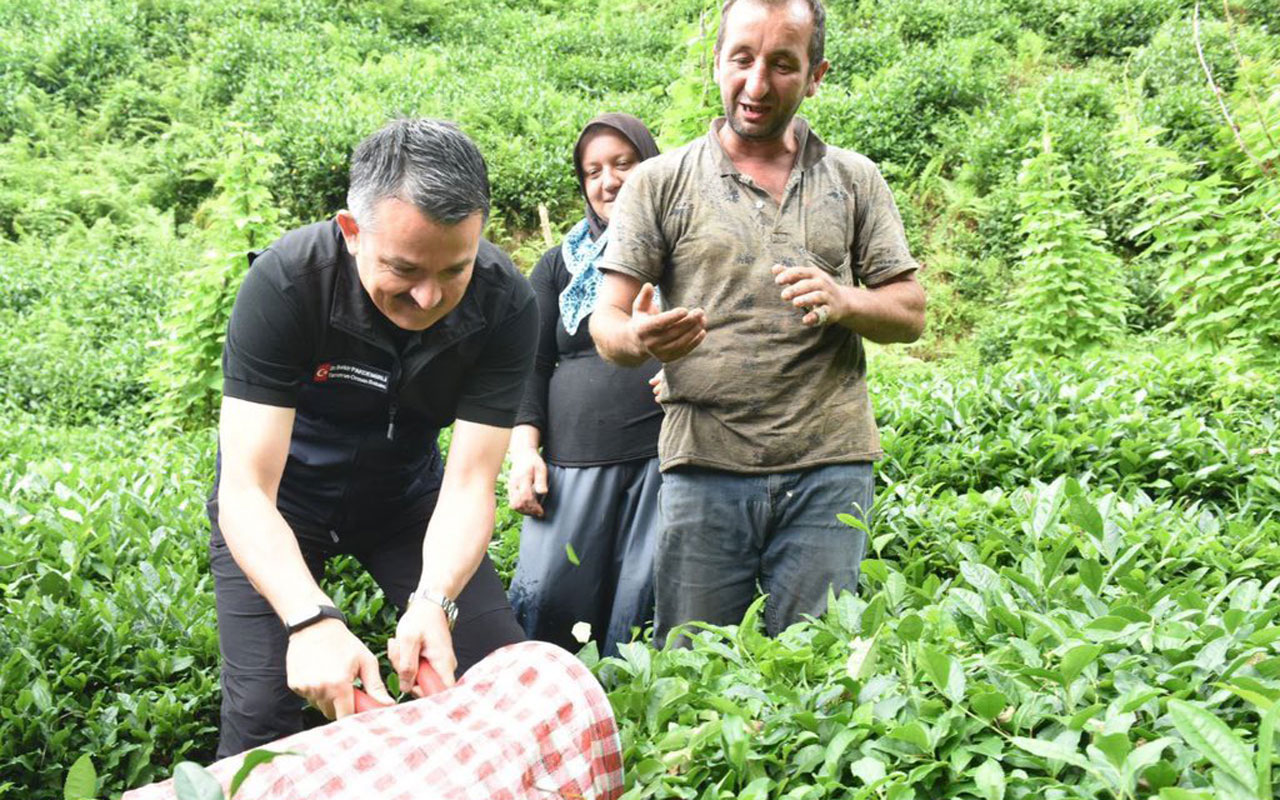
left=385, top=356, right=402, bottom=441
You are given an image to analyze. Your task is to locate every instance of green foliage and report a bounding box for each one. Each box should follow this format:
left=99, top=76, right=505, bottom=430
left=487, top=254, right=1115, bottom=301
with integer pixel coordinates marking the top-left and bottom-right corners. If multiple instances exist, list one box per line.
left=1008, top=133, right=1129, bottom=356
left=873, top=348, right=1279, bottom=512
left=4, top=0, right=1280, bottom=797
left=0, top=220, right=186, bottom=425
left=657, top=1, right=721, bottom=151
left=146, top=126, right=284, bottom=431
left=0, top=426, right=220, bottom=796
left=599, top=465, right=1280, bottom=799
left=809, top=36, right=1008, bottom=167
left=1050, top=0, right=1183, bottom=61
left=1130, top=14, right=1273, bottom=157
left=878, top=0, right=1019, bottom=45
left=1112, top=65, right=1280, bottom=360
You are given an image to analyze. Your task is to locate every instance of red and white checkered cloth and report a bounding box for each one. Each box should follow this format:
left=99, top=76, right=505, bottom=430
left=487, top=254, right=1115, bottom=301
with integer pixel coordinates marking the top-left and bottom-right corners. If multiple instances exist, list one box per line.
left=123, top=641, right=625, bottom=800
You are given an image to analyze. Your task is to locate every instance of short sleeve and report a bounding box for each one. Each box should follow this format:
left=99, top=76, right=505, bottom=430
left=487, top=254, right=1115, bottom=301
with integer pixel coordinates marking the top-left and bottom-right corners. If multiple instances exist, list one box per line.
left=853, top=166, right=919, bottom=288
left=601, top=163, right=668, bottom=284
left=221, top=251, right=310, bottom=408
left=454, top=282, right=540, bottom=428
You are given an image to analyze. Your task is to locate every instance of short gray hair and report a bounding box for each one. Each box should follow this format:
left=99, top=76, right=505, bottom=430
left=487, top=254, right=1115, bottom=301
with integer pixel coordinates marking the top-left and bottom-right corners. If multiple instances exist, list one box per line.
left=347, top=118, right=490, bottom=228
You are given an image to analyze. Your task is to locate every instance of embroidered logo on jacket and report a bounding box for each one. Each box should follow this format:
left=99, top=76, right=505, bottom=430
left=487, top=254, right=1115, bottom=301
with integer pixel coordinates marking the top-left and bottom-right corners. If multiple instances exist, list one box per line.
left=311, top=362, right=390, bottom=392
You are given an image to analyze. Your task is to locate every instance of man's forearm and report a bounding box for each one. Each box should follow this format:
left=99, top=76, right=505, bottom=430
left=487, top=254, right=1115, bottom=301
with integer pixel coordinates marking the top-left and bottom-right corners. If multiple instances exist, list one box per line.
left=589, top=304, right=650, bottom=367
left=415, top=480, right=496, bottom=599
left=218, top=485, right=331, bottom=619
left=837, top=279, right=926, bottom=344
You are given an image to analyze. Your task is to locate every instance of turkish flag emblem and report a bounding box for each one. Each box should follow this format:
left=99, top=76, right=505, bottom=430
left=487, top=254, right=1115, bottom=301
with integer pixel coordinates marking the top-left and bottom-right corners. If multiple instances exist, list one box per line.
left=314, top=363, right=331, bottom=382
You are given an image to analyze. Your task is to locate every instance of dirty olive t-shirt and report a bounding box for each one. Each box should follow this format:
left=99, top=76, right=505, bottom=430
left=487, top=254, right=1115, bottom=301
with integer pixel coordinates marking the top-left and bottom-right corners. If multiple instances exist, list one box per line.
left=601, top=118, right=918, bottom=473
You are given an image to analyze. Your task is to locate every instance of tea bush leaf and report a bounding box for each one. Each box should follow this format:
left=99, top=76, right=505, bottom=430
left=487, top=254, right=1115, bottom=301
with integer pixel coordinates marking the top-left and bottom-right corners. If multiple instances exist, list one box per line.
left=1059, top=644, right=1102, bottom=685
left=62, top=754, right=96, bottom=800
left=1011, top=736, right=1092, bottom=772
left=172, top=763, right=223, bottom=800
left=1167, top=699, right=1257, bottom=792
left=972, top=757, right=1005, bottom=800
left=227, top=749, right=296, bottom=798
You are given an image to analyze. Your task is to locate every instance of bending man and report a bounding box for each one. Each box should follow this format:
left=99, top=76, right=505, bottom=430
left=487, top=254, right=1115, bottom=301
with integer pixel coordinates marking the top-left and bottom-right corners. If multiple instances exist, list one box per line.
left=210, top=119, right=535, bottom=755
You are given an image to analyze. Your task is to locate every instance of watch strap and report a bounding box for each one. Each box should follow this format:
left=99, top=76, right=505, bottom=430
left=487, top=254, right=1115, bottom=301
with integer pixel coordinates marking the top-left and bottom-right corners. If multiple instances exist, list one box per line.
left=284, top=604, right=346, bottom=637
left=409, top=589, right=459, bottom=630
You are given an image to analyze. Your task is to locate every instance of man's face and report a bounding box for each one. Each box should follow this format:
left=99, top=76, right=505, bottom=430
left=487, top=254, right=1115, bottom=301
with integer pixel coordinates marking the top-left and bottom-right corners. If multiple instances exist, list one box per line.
left=336, top=198, right=483, bottom=331
left=715, top=0, right=829, bottom=143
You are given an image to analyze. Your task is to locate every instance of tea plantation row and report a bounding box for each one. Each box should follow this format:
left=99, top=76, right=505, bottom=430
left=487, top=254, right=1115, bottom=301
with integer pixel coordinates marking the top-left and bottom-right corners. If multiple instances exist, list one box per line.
left=2, top=348, right=1277, bottom=798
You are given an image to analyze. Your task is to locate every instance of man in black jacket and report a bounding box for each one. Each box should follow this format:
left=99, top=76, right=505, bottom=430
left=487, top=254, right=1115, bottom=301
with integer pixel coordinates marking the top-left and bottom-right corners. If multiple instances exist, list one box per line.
left=210, top=118, right=537, bottom=756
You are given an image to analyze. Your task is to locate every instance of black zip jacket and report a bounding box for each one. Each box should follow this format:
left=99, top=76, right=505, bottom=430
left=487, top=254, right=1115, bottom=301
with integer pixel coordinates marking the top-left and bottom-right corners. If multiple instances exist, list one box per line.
left=215, top=220, right=537, bottom=534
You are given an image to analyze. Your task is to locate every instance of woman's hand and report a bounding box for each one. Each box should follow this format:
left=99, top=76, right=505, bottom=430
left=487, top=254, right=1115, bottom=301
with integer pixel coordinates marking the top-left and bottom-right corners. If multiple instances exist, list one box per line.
left=507, top=446, right=548, bottom=518
left=649, top=369, right=665, bottom=403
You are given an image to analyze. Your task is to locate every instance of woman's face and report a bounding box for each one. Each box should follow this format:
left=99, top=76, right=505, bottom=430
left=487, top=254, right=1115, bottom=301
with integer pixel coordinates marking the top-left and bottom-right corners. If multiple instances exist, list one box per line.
left=580, top=128, right=640, bottom=224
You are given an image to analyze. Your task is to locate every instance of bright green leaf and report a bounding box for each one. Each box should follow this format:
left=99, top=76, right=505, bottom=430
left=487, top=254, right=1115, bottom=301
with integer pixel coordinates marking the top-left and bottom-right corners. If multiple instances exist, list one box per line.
left=971, top=691, right=1008, bottom=721
left=63, top=754, right=96, bottom=800
left=229, top=750, right=297, bottom=798
left=1060, top=644, right=1102, bottom=684
left=1167, top=699, right=1257, bottom=792
left=173, top=762, right=225, bottom=800
left=973, top=757, right=1005, bottom=800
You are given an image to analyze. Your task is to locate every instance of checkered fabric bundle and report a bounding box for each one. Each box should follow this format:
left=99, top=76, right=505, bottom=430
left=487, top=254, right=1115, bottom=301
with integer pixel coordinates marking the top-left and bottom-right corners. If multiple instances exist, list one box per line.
left=123, top=641, right=625, bottom=800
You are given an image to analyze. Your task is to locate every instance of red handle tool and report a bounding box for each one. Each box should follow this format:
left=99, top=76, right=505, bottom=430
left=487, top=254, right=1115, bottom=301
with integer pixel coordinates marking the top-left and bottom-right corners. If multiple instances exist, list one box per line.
left=353, top=656, right=447, bottom=713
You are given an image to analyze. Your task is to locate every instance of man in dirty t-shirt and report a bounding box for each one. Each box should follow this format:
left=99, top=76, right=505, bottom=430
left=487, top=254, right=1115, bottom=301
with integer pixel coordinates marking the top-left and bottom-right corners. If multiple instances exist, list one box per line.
left=590, top=0, right=926, bottom=645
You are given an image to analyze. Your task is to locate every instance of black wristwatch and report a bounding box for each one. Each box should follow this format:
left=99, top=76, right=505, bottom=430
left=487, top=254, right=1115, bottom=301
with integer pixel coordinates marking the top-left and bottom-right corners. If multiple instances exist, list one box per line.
left=283, top=604, right=346, bottom=637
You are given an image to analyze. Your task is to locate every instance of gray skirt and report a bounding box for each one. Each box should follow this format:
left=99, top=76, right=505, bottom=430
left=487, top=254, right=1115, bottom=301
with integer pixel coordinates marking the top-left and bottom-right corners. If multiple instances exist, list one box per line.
left=508, top=457, right=660, bottom=657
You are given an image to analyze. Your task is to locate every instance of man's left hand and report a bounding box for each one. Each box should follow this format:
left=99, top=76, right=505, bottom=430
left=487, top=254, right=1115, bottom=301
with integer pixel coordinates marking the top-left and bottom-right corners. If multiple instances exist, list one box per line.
left=390, top=600, right=458, bottom=696
left=772, top=264, right=848, bottom=327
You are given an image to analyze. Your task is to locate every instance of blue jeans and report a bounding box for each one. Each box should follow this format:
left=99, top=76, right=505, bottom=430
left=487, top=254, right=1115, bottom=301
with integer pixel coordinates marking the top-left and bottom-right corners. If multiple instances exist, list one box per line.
left=654, top=462, right=873, bottom=646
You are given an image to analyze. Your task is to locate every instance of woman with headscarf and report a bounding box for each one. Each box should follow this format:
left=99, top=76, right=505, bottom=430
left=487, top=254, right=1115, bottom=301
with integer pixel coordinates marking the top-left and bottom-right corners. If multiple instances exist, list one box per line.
left=506, top=114, right=662, bottom=657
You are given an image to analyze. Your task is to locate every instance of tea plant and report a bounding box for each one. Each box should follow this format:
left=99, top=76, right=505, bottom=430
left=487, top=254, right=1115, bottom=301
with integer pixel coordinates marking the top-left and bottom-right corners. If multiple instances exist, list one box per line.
left=1007, top=132, right=1129, bottom=357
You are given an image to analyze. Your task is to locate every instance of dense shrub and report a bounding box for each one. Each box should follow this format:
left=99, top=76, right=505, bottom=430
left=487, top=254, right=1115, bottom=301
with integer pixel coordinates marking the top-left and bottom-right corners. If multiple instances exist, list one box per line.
left=873, top=349, right=1279, bottom=510
left=1007, top=136, right=1129, bottom=356
left=940, top=69, right=1127, bottom=248
left=1131, top=14, right=1274, bottom=156
left=1112, top=71, right=1280, bottom=360
left=0, top=221, right=185, bottom=425
left=820, top=20, right=906, bottom=85
left=0, top=428, right=219, bottom=794
left=808, top=36, right=1008, bottom=167
left=878, top=0, right=1019, bottom=45
left=1051, top=0, right=1183, bottom=60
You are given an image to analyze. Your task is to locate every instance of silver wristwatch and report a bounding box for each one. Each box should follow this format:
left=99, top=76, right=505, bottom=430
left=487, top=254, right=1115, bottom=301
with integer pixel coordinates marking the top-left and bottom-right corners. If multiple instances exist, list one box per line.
left=409, top=588, right=459, bottom=630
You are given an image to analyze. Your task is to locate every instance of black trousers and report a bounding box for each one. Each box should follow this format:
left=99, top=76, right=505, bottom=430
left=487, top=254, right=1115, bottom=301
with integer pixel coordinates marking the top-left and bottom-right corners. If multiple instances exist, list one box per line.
left=207, top=494, right=524, bottom=758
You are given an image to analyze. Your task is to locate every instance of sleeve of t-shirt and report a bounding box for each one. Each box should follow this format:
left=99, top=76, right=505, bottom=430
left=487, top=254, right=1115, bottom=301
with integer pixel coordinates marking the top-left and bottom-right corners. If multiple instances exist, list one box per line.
left=600, top=163, right=668, bottom=284
left=513, top=247, right=562, bottom=431
left=853, top=166, right=920, bottom=288
left=455, top=278, right=540, bottom=428
left=221, top=250, right=310, bottom=408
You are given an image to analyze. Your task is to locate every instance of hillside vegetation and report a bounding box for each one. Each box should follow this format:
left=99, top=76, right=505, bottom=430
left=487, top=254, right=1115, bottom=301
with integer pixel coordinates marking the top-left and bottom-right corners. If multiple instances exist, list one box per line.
left=0, top=0, right=1277, bottom=798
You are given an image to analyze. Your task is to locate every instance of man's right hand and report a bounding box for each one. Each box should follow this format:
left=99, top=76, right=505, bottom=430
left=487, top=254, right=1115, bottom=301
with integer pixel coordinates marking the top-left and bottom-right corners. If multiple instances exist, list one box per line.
left=629, top=283, right=707, bottom=363
left=285, top=617, right=392, bottom=719
left=507, top=447, right=548, bottom=518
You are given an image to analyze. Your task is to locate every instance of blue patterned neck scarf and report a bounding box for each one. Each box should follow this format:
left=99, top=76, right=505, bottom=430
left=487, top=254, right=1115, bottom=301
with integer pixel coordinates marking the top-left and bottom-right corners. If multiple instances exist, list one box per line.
left=558, top=219, right=610, bottom=336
